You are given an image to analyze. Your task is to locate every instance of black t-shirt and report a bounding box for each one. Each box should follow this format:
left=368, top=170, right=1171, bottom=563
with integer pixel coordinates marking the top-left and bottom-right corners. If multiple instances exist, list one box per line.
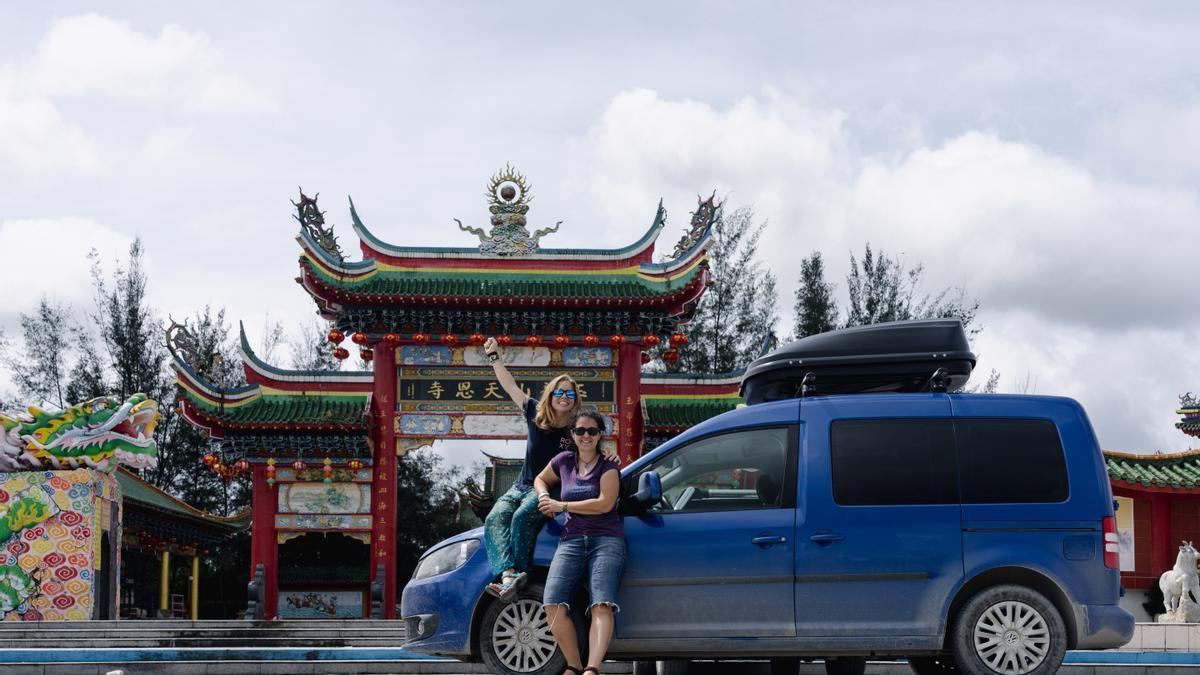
left=514, top=398, right=575, bottom=490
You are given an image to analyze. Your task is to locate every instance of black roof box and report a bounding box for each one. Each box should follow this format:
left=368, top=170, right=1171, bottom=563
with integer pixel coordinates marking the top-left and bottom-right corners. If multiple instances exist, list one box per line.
left=739, top=319, right=976, bottom=404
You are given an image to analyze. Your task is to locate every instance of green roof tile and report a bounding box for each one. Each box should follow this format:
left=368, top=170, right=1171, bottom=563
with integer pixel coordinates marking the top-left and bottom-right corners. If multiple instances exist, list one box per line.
left=643, top=397, right=741, bottom=430
left=303, top=260, right=704, bottom=300
left=183, top=390, right=368, bottom=428
left=116, top=468, right=250, bottom=530
left=1105, top=452, right=1200, bottom=489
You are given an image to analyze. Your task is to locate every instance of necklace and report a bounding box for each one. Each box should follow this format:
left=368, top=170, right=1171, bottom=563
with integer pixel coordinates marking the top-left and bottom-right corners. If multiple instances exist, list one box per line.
left=579, top=454, right=597, bottom=473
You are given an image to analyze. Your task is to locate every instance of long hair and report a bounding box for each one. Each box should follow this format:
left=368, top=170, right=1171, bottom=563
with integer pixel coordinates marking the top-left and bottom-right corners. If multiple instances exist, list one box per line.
left=533, top=373, right=581, bottom=431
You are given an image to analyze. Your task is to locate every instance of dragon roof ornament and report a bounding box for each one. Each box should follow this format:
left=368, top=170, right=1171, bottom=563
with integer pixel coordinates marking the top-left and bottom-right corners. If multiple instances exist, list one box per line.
left=670, top=192, right=721, bottom=259
left=0, top=394, right=159, bottom=473
left=165, top=317, right=205, bottom=374
left=455, top=165, right=561, bottom=256
left=293, top=189, right=345, bottom=263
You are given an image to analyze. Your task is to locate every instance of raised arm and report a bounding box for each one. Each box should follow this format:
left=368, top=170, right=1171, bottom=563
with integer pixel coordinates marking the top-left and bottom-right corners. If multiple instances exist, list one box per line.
left=484, top=337, right=528, bottom=406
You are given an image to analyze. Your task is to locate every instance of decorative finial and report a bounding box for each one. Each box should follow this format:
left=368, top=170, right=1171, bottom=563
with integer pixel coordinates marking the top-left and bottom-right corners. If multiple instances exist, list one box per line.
left=670, top=191, right=720, bottom=258
left=455, top=165, right=561, bottom=256
left=293, top=189, right=344, bottom=263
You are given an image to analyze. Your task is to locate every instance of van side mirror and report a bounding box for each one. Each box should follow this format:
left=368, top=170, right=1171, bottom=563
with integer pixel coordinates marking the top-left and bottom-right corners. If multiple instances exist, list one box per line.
left=631, top=472, right=662, bottom=505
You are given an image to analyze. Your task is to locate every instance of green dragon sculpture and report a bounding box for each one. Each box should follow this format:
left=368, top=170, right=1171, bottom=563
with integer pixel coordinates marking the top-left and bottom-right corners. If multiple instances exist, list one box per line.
left=0, top=394, right=159, bottom=473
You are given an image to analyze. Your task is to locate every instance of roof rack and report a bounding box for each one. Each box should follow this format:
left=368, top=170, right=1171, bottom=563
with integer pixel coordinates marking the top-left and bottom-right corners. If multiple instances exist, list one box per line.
left=739, top=319, right=976, bottom=404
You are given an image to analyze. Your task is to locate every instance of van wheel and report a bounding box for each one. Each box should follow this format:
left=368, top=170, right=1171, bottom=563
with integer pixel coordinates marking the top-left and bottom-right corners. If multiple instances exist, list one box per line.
left=770, top=656, right=800, bottom=675
left=950, top=585, right=1066, bottom=675
left=478, top=582, right=575, bottom=675
left=824, top=656, right=866, bottom=675
left=908, top=654, right=961, bottom=674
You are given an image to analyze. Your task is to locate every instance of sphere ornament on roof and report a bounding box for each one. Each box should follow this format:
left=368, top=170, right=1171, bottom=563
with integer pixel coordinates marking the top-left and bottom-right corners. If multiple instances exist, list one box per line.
left=455, top=165, right=562, bottom=256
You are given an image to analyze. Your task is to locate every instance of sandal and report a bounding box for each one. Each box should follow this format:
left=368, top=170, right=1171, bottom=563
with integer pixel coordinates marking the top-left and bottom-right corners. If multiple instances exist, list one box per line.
left=562, top=668, right=583, bottom=675
left=582, top=668, right=599, bottom=674
left=495, top=571, right=528, bottom=601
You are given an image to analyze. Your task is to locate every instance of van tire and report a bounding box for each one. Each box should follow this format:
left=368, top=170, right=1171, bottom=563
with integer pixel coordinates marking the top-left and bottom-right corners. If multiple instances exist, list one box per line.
left=770, top=656, right=800, bottom=674
left=824, top=656, right=866, bottom=675
left=478, top=582, right=586, bottom=675
left=950, top=585, right=1067, bottom=675
left=908, top=654, right=961, bottom=674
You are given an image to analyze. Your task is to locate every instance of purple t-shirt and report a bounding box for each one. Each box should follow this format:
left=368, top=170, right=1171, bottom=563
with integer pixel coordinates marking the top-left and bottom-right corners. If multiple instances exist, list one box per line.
left=550, top=450, right=623, bottom=539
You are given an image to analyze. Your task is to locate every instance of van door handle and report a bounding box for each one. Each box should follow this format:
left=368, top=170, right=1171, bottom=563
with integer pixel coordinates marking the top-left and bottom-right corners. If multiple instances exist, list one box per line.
left=809, top=531, right=845, bottom=546
left=751, top=535, right=788, bottom=547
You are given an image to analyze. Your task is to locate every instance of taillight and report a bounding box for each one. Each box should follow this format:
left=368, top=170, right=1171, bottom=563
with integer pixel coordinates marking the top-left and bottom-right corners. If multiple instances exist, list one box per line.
left=1102, top=516, right=1120, bottom=569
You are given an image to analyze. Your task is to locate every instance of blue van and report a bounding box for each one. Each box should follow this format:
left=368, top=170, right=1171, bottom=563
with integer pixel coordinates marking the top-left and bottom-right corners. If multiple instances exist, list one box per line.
left=401, top=321, right=1133, bottom=675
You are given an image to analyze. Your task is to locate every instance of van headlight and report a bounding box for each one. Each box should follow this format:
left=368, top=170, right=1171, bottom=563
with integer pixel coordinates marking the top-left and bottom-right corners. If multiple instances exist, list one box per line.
left=413, top=539, right=480, bottom=580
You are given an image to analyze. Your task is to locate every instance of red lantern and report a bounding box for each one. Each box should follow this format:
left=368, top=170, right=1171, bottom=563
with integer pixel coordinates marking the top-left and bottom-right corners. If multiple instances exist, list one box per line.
left=640, top=352, right=652, bottom=365
left=662, top=349, right=680, bottom=363
left=266, top=464, right=276, bottom=476
left=347, top=459, right=364, bottom=471
left=525, top=335, right=542, bottom=347
left=582, top=334, right=600, bottom=347
left=412, top=332, right=429, bottom=345
left=352, top=332, right=370, bottom=345
left=553, top=334, right=570, bottom=348
left=360, top=348, right=374, bottom=362
left=670, top=332, right=689, bottom=347
left=642, top=334, right=661, bottom=347
left=497, top=334, right=513, bottom=347
left=610, top=334, right=627, bottom=347
left=441, top=333, right=458, bottom=346
left=292, top=459, right=306, bottom=472
left=383, top=332, right=401, bottom=346
left=332, top=346, right=349, bottom=360
left=233, top=458, right=251, bottom=473
left=202, top=453, right=218, bottom=467
left=213, top=462, right=226, bottom=474
left=469, top=332, right=487, bottom=346
left=327, top=329, right=345, bottom=344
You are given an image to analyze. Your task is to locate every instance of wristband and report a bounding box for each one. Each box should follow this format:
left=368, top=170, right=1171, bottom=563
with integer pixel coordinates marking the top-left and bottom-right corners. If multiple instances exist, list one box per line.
left=487, top=352, right=500, bottom=363
left=561, top=502, right=568, bottom=514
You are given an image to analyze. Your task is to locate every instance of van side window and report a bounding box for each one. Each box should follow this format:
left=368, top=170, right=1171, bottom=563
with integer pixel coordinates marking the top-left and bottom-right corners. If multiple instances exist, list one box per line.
left=642, top=427, right=792, bottom=514
left=957, top=419, right=1068, bottom=503
left=830, top=419, right=957, bottom=505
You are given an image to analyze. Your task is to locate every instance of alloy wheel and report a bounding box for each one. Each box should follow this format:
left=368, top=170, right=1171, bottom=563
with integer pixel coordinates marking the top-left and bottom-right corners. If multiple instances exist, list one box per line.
left=490, top=598, right=558, bottom=673
left=972, top=600, right=1049, bottom=675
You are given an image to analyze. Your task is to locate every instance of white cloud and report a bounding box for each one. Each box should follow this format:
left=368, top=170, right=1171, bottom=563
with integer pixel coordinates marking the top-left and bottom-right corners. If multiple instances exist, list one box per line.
left=579, top=89, right=1200, bottom=454
left=0, top=218, right=133, bottom=315
left=0, top=98, right=100, bottom=177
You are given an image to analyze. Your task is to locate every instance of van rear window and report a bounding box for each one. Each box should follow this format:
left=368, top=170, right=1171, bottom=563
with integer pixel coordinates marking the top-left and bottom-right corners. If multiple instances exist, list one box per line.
left=957, top=419, right=1068, bottom=503
left=830, top=419, right=957, bottom=505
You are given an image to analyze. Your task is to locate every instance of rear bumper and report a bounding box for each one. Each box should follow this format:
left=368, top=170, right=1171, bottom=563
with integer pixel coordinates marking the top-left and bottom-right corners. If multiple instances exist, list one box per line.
left=1075, top=603, right=1135, bottom=650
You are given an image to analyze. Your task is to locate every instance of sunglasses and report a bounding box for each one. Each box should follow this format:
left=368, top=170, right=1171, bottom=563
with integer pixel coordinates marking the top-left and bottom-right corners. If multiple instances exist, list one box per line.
left=571, top=427, right=601, bottom=437
left=552, top=389, right=577, bottom=400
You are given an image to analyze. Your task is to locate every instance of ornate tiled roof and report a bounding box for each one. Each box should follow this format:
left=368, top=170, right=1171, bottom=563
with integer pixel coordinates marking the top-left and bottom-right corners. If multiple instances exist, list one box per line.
left=1105, top=450, right=1200, bottom=490
left=116, top=467, right=251, bottom=531
left=642, top=396, right=741, bottom=431
left=1176, top=395, right=1200, bottom=437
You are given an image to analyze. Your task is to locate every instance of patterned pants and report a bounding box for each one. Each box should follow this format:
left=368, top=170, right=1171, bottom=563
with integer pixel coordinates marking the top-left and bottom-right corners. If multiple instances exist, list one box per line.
left=483, top=485, right=544, bottom=578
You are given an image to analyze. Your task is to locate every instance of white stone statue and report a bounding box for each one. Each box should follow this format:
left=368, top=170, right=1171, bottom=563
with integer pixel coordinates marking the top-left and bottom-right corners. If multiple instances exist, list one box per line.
left=1158, top=540, right=1200, bottom=623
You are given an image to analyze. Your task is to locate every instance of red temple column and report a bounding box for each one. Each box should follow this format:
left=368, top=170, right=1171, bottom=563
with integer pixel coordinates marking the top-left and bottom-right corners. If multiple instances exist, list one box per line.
left=615, top=343, right=644, bottom=463
left=250, top=463, right=278, bottom=618
left=1151, top=493, right=1173, bottom=576
left=371, top=342, right=399, bottom=618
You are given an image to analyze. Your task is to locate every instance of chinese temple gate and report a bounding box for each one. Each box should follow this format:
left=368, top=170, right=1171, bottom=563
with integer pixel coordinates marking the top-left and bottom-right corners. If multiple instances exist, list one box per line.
left=169, top=168, right=724, bottom=618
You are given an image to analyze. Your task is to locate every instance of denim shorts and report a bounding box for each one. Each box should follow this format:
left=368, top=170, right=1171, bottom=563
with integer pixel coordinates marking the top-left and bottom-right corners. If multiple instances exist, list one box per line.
left=542, top=535, right=626, bottom=613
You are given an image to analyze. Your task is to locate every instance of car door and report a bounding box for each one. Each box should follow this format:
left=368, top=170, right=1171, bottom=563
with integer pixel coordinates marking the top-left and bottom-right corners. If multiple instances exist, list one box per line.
left=793, top=394, right=964, bottom=637
left=616, top=425, right=798, bottom=638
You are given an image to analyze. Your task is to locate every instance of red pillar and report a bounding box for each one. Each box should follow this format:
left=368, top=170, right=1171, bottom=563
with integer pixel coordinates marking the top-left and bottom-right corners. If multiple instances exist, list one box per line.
left=615, top=344, right=644, bottom=464
left=250, top=463, right=278, bottom=618
left=1151, top=493, right=1173, bottom=575
left=371, top=342, right=399, bottom=618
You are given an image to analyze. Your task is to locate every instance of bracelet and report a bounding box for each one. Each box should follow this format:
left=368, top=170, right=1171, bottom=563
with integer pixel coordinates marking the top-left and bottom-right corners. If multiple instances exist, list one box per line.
left=537, top=491, right=549, bottom=499
left=561, top=502, right=568, bottom=514
left=486, top=352, right=500, bottom=363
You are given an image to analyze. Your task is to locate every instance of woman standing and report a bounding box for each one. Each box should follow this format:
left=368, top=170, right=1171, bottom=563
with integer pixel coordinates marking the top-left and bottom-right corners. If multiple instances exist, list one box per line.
left=533, top=408, right=624, bottom=675
left=480, top=337, right=614, bottom=600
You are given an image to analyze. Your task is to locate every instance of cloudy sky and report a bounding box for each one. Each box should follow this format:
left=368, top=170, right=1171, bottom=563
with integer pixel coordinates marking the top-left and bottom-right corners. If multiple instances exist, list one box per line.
left=1, top=3, right=1197, bottom=460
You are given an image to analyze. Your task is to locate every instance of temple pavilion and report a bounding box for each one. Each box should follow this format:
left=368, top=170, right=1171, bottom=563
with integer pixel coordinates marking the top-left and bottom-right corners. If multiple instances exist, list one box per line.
left=168, top=168, right=735, bottom=619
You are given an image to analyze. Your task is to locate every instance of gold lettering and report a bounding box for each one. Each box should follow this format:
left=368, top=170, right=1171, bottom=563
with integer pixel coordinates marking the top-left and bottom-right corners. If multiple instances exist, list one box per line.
left=576, top=383, right=589, bottom=400
left=483, top=383, right=504, bottom=400
left=428, top=381, right=444, bottom=399
left=455, top=382, right=475, bottom=399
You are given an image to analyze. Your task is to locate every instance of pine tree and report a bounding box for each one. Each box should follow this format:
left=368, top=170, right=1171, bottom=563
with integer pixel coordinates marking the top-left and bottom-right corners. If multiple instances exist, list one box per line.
left=290, top=319, right=340, bottom=371
left=793, top=251, right=838, bottom=338
left=394, top=448, right=466, bottom=582
left=664, top=204, right=779, bottom=374
left=845, top=243, right=981, bottom=335
left=4, top=297, right=73, bottom=408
